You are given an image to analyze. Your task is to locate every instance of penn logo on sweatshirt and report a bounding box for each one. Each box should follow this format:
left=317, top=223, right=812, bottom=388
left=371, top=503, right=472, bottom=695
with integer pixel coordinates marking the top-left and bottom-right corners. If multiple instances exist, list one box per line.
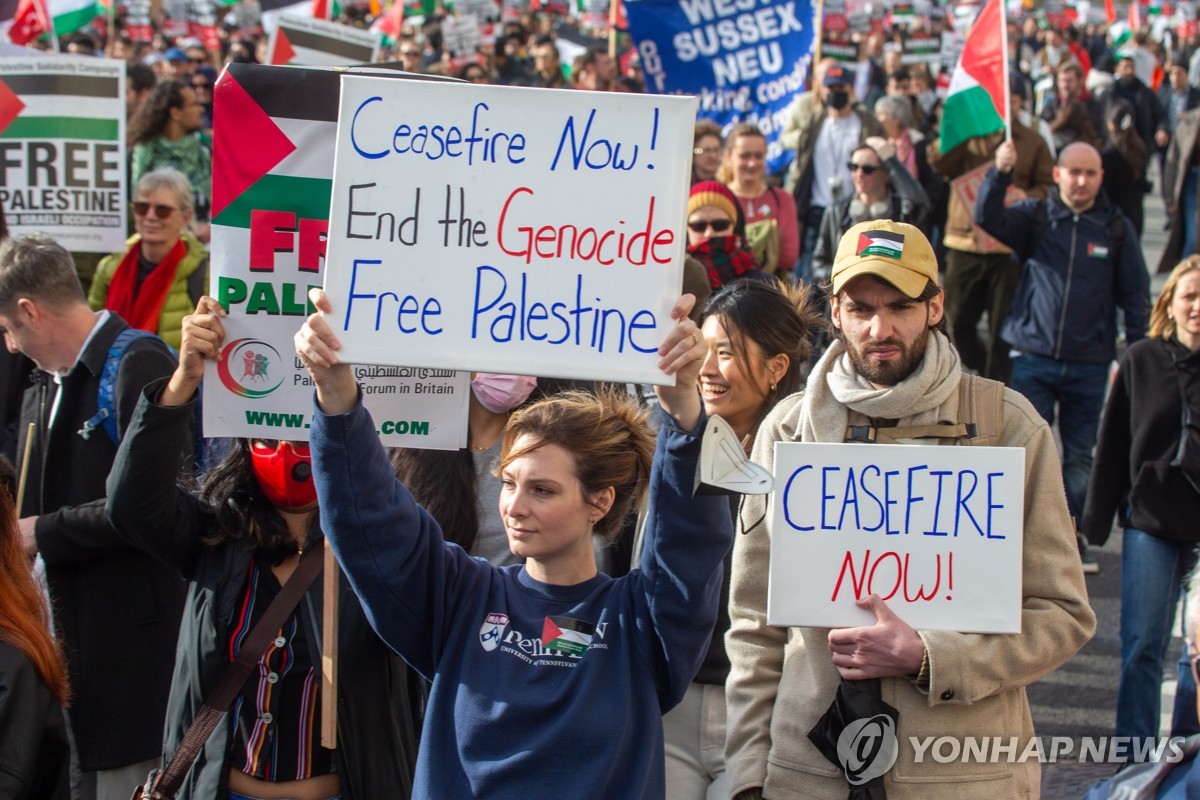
left=479, top=612, right=509, bottom=652
left=541, top=616, right=595, bottom=656
left=856, top=230, right=906, bottom=260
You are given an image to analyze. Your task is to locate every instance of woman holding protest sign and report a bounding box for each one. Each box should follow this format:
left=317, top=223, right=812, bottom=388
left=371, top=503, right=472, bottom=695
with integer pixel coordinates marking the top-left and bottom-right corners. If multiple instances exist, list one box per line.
left=656, top=278, right=815, bottom=799
left=104, top=296, right=421, bottom=800
left=1084, top=256, right=1200, bottom=742
left=296, top=287, right=733, bottom=798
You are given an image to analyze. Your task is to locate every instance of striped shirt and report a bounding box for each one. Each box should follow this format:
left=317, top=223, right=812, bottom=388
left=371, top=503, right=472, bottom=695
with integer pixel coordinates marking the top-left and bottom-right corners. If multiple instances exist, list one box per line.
left=227, top=556, right=334, bottom=782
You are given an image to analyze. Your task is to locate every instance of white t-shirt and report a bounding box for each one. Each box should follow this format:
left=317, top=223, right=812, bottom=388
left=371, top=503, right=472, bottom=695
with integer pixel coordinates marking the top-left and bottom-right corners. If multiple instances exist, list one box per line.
left=811, top=114, right=862, bottom=209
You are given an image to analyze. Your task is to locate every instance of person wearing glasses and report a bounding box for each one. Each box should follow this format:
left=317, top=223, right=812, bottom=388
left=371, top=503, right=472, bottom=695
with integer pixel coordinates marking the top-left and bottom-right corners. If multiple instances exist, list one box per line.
left=691, top=120, right=724, bottom=186
left=686, top=181, right=767, bottom=290
left=191, top=66, right=217, bottom=134
left=88, top=169, right=208, bottom=350
left=104, top=296, right=422, bottom=800
left=129, top=79, right=212, bottom=242
left=810, top=137, right=930, bottom=290
left=396, top=40, right=425, bottom=74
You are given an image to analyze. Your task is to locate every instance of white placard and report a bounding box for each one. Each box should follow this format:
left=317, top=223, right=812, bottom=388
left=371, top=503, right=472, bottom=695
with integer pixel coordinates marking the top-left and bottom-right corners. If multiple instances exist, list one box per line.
left=768, top=442, right=1026, bottom=633
left=322, top=78, right=696, bottom=385
left=205, top=63, right=469, bottom=450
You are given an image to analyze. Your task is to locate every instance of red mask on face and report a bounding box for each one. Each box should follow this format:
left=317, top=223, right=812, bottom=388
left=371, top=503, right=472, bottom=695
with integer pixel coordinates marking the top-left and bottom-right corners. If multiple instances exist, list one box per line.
left=249, top=441, right=317, bottom=511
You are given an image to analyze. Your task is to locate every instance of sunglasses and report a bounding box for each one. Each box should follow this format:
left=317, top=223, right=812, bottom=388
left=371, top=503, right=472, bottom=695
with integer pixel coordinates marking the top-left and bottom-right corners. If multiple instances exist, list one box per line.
left=688, top=219, right=732, bottom=234
left=847, top=162, right=880, bottom=175
left=693, top=146, right=721, bottom=156
left=189, top=57, right=205, bottom=64
left=400, top=50, right=420, bottom=57
left=192, top=81, right=210, bottom=89
left=133, top=202, right=178, bottom=219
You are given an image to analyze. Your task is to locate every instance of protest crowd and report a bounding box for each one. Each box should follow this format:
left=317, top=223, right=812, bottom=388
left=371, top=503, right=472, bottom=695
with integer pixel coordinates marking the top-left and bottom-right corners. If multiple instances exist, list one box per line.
left=9, top=0, right=1200, bottom=797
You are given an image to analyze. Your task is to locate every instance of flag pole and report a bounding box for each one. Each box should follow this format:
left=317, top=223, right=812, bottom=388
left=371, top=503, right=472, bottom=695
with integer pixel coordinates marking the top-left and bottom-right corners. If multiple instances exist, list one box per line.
left=813, top=0, right=825, bottom=66
left=998, top=0, right=1010, bottom=141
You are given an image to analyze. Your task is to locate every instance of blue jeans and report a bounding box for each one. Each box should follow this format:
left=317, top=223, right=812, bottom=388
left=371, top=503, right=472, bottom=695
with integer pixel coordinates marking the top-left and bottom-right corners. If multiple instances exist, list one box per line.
left=1009, top=353, right=1108, bottom=522
left=1183, top=166, right=1198, bottom=260
left=1117, top=527, right=1198, bottom=739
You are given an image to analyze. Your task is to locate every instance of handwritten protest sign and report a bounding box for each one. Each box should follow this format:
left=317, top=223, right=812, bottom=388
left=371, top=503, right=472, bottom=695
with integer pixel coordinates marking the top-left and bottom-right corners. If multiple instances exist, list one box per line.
left=206, top=63, right=468, bottom=448
left=624, top=0, right=816, bottom=175
left=768, top=442, right=1025, bottom=633
left=0, top=56, right=126, bottom=253
left=322, top=79, right=696, bottom=384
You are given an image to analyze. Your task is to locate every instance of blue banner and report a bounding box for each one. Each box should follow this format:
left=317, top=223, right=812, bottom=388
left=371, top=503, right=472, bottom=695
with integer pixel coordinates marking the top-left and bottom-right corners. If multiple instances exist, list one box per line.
left=624, top=0, right=817, bottom=176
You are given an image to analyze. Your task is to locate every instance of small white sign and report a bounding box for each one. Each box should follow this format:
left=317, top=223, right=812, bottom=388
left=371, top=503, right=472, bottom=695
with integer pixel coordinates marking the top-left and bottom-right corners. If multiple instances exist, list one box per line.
left=322, top=78, right=696, bottom=385
left=768, top=442, right=1026, bottom=633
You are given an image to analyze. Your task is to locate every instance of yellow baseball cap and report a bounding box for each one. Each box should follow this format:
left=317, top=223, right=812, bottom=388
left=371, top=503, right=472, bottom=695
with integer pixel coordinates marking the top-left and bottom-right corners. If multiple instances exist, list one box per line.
left=831, top=220, right=939, bottom=299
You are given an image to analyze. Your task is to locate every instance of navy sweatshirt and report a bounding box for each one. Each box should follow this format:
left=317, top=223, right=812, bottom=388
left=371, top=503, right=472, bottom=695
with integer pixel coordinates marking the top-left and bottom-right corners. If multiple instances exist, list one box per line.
left=310, top=397, right=733, bottom=799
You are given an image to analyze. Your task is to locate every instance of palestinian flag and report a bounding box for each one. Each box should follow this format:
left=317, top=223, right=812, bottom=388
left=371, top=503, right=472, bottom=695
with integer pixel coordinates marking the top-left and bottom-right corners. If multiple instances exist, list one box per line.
left=371, top=0, right=404, bottom=43
left=267, top=14, right=381, bottom=66
left=542, top=616, right=595, bottom=656
left=212, top=63, right=336, bottom=232
left=939, top=0, right=1006, bottom=154
left=856, top=230, right=905, bottom=259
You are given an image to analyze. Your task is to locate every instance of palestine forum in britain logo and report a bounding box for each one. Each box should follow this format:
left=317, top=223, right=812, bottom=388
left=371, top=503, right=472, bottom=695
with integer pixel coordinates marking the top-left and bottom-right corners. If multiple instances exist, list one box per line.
left=217, top=338, right=285, bottom=398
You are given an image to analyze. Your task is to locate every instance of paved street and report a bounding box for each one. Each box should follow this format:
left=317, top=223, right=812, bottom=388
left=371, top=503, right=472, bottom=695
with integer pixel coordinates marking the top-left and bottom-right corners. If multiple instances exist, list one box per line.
left=1034, top=175, right=1174, bottom=799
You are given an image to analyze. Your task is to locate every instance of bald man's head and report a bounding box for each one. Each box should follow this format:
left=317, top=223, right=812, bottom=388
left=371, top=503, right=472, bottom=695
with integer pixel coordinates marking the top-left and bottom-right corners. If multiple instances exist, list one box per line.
left=1054, top=141, right=1104, bottom=213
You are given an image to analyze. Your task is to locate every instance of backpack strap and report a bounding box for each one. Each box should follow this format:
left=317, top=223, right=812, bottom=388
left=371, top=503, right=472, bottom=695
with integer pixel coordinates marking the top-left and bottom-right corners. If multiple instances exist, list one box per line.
left=78, top=328, right=162, bottom=444
left=843, top=374, right=1005, bottom=446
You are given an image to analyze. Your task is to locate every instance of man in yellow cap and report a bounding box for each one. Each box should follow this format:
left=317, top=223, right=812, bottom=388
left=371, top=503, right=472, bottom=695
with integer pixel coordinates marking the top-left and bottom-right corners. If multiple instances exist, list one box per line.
left=724, top=220, right=1096, bottom=800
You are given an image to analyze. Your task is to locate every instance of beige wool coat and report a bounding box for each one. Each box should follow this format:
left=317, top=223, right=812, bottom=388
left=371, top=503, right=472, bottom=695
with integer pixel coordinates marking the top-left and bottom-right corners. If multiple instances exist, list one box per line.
left=725, top=382, right=1096, bottom=799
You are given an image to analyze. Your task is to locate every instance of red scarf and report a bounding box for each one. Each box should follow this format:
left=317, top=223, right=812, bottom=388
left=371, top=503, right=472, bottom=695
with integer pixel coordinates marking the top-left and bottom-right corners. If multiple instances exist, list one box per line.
left=104, top=238, right=186, bottom=334
left=687, top=236, right=758, bottom=289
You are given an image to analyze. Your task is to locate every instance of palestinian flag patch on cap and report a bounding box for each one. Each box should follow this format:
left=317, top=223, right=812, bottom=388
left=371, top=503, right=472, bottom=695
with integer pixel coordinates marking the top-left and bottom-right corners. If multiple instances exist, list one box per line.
left=856, top=230, right=906, bottom=259
left=542, top=616, right=595, bottom=656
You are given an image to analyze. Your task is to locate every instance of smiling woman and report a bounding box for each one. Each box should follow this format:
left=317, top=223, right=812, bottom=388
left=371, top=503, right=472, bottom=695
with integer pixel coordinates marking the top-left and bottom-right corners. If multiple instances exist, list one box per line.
left=87, top=168, right=208, bottom=349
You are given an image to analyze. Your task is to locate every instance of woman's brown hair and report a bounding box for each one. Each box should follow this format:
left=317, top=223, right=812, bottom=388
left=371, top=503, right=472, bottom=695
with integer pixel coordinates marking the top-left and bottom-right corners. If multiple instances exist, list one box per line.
left=497, top=390, right=655, bottom=542
left=0, top=486, right=69, bottom=704
left=1151, top=255, right=1200, bottom=340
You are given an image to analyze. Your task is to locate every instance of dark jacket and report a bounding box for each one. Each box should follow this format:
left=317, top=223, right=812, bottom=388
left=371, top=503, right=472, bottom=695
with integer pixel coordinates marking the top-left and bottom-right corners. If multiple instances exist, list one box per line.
left=811, top=155, right=931, bottom=282
left=976, top=168, right=1150, bottom=364
left=0, top=642, right=69, bottom=800
left=1082, top=338, right=1200, bottom=545
left=17, top=311, right=183, bottom=771
left=1096, top=77, right=1164, bottom=154
left=106, top=380, right=419, bottom=800
left=1156, top=83, right=1200, bottom=132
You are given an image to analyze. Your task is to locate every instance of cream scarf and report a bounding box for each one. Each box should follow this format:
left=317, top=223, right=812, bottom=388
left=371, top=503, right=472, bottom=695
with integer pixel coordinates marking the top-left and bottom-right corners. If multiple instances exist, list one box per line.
left=797, top=330, right=962, bottom=443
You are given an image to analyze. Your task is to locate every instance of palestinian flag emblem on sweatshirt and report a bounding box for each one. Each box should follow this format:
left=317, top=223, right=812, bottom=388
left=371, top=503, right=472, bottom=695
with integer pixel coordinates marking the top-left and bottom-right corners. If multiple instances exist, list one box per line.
left=542, top=616, right=595, bottom=656
left=856, top=230, right=906, bottom=260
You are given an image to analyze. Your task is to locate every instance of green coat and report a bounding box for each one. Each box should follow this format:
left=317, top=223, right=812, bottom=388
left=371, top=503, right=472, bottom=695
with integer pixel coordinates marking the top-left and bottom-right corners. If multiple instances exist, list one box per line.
left=88, top=233, right=208, bottom=350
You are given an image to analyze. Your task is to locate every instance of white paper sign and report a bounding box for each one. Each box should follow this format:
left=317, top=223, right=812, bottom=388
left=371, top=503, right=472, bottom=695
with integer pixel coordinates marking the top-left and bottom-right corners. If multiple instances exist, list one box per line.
left=768, top=442, right=1026, bottom=634
left=323, top=78, right=696, bottom=385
